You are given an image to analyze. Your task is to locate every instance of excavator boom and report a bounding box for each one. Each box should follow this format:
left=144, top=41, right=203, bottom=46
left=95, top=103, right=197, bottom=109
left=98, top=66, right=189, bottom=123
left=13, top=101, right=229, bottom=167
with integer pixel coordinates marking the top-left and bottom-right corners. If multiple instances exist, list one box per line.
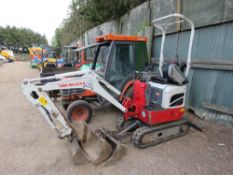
left=22, top=69, right=126, bottom=165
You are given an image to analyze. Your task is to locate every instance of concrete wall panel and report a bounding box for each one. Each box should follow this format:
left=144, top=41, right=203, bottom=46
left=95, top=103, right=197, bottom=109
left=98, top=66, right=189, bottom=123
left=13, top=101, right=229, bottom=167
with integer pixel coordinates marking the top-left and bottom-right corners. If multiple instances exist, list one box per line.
left=120, top=1, right=150, bottom=35
left=182, top=0, right=225, bottom=28
left=224, top=0, right=233, bottom=21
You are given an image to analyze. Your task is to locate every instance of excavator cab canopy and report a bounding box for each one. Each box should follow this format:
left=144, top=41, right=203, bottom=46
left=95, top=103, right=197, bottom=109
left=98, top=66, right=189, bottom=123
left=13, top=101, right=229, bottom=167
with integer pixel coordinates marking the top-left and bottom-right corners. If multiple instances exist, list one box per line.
left=75, top=34, right=148, bottom=91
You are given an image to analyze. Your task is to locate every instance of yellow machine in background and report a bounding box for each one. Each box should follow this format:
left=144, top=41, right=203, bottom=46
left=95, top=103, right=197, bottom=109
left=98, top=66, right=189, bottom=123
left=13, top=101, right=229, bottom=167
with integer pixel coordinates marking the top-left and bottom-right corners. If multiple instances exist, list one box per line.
left=0, top=49, right=15, bottom=62
left=41, top=51, right=57, bottom=69
left=28, top=47, right=57, bottom=69
left=28, top=47, right=43, bottom=68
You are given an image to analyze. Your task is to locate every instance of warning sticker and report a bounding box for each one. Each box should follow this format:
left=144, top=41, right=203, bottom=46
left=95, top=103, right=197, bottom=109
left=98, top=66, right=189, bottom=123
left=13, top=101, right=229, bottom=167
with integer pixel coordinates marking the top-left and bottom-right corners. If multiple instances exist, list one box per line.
left=38, top=96, right=48, bottom=106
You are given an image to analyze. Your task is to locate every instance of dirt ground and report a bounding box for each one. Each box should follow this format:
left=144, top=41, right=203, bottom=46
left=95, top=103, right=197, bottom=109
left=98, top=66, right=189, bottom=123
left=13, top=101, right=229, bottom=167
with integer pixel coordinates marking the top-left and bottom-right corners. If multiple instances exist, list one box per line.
left=0, top=61, right=232, bottom=175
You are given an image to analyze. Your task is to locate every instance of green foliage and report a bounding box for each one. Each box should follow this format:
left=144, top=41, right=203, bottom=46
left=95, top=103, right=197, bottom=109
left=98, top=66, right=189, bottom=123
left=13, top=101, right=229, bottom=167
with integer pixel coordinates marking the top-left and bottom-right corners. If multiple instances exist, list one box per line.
left=0, top=26, right=48, bottom=50
left=53, top=0, right=147, bottom=47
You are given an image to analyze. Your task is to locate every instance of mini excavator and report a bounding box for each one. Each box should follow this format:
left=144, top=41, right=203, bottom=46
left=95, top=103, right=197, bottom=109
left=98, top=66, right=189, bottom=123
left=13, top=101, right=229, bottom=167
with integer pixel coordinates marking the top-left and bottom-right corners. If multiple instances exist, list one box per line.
left=22, top=14, right=195, bottom=165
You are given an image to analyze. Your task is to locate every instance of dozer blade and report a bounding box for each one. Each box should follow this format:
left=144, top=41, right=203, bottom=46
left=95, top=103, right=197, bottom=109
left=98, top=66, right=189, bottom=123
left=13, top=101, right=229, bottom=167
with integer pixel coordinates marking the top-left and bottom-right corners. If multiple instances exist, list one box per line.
left=69, top=121, right=125, bottom=166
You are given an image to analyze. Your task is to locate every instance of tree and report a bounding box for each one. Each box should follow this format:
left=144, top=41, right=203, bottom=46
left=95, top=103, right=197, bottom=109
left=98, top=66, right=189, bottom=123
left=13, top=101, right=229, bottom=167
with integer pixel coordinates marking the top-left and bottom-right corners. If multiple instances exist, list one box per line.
left=53, top=0, right=147, bottom=46
left=0, top=26, right=48, bottom=52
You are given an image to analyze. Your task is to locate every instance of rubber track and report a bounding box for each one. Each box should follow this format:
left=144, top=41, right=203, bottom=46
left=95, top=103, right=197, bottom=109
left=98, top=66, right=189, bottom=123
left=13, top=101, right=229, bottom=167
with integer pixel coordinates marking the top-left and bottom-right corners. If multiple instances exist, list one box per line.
left=132, top=119, right=189, bottom=149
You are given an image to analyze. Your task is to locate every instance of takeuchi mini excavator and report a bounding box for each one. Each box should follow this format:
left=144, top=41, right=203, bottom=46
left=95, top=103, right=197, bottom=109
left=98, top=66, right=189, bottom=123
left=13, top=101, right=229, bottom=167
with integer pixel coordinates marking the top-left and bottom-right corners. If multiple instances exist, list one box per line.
left=22, top=14, right=195, bottom=165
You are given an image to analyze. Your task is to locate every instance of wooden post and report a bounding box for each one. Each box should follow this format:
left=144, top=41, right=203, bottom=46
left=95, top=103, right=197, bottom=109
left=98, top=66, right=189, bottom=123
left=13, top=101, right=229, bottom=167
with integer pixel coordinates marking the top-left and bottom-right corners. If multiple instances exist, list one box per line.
left=202, top=102, right=233, bottom=116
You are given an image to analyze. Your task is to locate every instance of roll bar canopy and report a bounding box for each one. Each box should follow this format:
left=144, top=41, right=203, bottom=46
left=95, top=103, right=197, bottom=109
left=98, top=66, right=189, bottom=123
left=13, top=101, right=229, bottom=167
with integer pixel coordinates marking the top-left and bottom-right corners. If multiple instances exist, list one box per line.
left=152, top=13, right=195, bottom=78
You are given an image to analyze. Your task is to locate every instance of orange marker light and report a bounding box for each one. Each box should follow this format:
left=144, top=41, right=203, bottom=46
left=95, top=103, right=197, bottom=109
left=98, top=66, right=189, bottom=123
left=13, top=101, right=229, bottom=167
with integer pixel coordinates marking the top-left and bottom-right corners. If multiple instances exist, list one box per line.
left=96, top=34, right=147, bottom=43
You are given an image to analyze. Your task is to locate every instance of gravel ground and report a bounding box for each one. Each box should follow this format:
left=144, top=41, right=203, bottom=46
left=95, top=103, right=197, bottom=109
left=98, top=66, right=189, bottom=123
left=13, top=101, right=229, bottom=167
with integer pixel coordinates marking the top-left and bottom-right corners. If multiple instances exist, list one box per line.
left=0, top=61, right=232, bottom=175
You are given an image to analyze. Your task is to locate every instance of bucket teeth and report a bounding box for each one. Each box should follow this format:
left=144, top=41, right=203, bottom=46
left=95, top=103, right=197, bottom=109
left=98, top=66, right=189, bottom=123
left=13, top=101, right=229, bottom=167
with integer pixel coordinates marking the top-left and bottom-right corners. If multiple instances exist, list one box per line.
left=69, top=121, right=125, bottom=166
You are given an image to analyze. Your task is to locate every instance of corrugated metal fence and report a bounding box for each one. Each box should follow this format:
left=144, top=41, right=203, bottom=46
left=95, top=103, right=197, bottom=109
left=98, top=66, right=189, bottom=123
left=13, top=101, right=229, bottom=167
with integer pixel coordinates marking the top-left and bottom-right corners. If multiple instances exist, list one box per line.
left=152, top=22, right=233, bottom=127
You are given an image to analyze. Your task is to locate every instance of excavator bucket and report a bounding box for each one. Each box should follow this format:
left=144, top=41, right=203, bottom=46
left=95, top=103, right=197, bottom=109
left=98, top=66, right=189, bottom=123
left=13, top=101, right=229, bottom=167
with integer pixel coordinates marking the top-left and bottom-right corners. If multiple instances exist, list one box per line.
left=69, top=121, right=125, bottom=166
left=95, top=128, right=126, bottom=166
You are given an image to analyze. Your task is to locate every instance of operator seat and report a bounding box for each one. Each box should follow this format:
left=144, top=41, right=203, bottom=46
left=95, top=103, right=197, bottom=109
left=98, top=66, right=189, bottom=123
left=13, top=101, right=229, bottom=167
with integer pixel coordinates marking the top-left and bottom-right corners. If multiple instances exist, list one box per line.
left=142, top=61, right=188, bottom=85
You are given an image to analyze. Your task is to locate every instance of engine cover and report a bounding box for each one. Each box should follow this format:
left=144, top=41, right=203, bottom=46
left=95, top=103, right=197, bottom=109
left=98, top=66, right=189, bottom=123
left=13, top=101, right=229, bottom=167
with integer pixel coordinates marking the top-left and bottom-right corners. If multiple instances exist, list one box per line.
left=147, top=82, right=186, bottom=109
left=123, top=80, right=187, bottom=125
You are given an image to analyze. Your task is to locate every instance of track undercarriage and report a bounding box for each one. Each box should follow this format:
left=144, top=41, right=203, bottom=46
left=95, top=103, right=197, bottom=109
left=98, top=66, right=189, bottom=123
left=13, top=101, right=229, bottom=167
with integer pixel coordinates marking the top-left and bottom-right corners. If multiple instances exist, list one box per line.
left=111, top=117, right=190, bottom=149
